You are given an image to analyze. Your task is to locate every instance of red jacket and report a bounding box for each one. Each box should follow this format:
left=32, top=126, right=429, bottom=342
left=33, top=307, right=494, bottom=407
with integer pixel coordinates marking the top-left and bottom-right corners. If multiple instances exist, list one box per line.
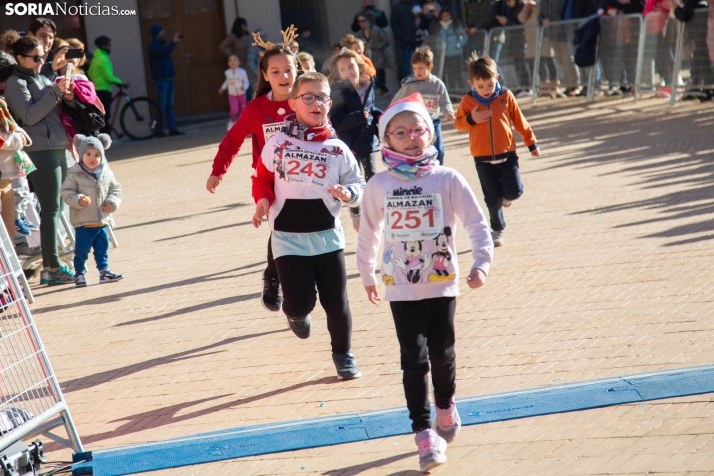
left=211, top=93, right=291, bottom=176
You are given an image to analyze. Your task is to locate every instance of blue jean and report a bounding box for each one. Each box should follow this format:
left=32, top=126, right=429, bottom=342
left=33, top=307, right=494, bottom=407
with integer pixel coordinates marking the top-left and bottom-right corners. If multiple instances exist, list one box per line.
left=433, top=118, right=444, bottom=165
left=74, top=226, right=109, bottom=272
left=153, top=78, right=176, bottom=131
left=474, top=153, right=523, bottom=231
left=400, top=44, right=416, bottom=80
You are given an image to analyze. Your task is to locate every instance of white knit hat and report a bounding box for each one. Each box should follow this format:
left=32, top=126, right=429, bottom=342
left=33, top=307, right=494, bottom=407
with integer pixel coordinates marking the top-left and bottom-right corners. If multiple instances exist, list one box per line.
left=378, top=92, right=435, bottom=143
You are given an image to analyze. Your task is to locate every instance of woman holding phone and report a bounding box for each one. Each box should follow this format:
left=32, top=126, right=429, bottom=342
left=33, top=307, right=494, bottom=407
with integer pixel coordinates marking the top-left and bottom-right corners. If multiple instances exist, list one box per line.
left=4, top=36, right=78, bottom=285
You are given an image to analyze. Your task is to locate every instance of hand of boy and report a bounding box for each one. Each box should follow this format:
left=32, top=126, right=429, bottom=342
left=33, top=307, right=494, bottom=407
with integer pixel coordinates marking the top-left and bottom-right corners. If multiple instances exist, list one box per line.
left=530, top=148, right=541, bottom=157
left=252, top=198, right=270, bottom=228
left=466, top=268, right=487, bottom=289
left=471, top=108, right=492, bottom=124
left=79, top=196, right=91, bottom=206
left=363, top=110, right=370, bottom=119
left=445, top=112, right=456, bottom=121
left=328, top=185, right=352, bottom=202
left=365, top=285, right=382, bottom=305
left=101, top=203, right=112, bottom=213
left=206, top=175, right=222, bottom=194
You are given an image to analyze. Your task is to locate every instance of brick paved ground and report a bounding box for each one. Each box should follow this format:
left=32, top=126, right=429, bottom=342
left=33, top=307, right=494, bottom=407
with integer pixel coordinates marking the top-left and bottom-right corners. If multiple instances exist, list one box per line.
left=29, top=96, right=714, bottom=475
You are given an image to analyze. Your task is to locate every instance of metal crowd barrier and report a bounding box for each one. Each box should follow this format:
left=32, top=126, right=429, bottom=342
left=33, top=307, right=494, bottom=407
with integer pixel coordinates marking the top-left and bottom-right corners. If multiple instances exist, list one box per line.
left=489, top=24, right=541, bottom=94
left=423, top=11, right=711, bottom=106
left=0, top=222, right=33, bottom=304
left=0, top=231, right=83, bottom=453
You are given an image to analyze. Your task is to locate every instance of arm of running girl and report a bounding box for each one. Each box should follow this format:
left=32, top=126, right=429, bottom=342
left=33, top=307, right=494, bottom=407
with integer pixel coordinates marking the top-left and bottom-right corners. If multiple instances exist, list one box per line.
left=356, top=179, right=385, bottom=305
left=208, top=110, right=252, bottom=192
left=251, top=148, right=276, bottom=227
left=449, top=169, right=494, bottom=285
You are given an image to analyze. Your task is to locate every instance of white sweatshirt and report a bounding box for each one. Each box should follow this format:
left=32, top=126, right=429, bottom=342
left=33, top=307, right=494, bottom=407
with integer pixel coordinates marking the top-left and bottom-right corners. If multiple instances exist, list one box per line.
left=255, top=131, right=365, bottom=258
left=221, top=67, right=250, bottom=96
left=356, top=166, right=493, bottom=301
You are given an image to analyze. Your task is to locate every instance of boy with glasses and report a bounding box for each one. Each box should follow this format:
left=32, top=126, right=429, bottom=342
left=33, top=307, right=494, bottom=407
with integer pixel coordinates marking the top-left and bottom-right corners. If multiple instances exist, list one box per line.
left=252, top=72, right=366, bottom=380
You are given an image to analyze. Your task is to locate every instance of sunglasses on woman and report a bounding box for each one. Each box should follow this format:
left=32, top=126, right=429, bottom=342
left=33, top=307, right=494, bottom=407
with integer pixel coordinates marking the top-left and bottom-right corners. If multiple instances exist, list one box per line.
left=19, top=54, right=47, bottom=63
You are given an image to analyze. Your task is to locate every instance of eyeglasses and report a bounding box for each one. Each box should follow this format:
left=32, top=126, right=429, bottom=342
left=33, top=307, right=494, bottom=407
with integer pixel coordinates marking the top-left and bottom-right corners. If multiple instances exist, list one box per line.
left=19, top=54, right=47, bottom=63
left=296, top=93, right=331, bottom=105
left=385, top=126, right=429, bottom=140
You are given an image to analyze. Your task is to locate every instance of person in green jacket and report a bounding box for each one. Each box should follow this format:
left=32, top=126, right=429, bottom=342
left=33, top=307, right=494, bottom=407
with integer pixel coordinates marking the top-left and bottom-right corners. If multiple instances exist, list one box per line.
left=88, top=35, right=121, bottom=135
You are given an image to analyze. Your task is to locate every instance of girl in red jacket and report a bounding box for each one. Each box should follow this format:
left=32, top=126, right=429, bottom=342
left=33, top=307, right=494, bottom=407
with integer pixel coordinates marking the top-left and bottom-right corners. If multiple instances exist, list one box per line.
left=206, top=27, right=301, bottom=313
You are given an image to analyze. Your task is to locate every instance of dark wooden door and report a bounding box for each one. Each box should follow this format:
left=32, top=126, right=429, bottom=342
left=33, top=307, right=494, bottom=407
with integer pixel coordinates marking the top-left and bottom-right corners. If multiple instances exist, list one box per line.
left=138, top=0, right=227, bottom=116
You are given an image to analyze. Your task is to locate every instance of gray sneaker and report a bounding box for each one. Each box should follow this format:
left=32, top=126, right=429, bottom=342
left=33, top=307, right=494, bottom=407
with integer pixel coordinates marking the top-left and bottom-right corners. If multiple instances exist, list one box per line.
left=492, top=229, right=505, bottom=247
left=286, top=315, right=311, bottom=339
left=415, top=428, right=447, bottom=472
left=14, top=243, right=42, bottom=259
left=434, top=400, right=461, bottom=443
left=332, top=352, right=362, bottom=380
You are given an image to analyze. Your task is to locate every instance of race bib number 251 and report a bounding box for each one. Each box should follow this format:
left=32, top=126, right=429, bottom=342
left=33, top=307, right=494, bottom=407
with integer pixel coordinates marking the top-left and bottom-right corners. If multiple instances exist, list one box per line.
left=384, top=194, right=444, bottom=241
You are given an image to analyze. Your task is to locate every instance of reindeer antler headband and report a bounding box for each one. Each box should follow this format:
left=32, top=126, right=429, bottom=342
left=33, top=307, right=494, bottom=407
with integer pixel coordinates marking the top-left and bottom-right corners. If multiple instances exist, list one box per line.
left=252, top=24, right=298, bottom=57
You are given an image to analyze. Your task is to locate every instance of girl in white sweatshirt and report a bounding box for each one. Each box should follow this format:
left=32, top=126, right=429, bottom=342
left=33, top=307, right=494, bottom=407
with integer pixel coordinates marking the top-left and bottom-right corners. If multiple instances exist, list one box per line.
left=356, top=93, right=494, bottom=473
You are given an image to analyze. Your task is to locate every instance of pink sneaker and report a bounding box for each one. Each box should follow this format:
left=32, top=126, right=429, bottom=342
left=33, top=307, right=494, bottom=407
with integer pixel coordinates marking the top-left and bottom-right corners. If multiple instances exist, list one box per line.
left=434, top=400, right=461, bottom=443
left=415, top=428, right=447, bottom=473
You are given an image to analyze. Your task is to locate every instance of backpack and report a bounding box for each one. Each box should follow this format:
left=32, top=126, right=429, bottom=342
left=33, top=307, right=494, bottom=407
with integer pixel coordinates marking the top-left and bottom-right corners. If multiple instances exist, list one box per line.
left=61, top=99, right=105, bottom=135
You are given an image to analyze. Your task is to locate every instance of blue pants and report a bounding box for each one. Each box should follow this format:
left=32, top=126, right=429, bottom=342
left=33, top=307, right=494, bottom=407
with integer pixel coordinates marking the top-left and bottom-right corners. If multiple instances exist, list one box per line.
left=400, top=44, right=416, bottom=80
left=74, top=226, right=109, bottom=273
left=433, top=119, right=444, bottom=165
left=474, top=154, right=523, bottom=231
left=153, top=78, right=176, bottom=131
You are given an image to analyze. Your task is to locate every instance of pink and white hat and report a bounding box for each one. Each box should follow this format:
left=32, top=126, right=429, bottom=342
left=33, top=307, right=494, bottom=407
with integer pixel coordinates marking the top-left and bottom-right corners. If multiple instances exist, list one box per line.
left=378, top=92, right=435, bottom=143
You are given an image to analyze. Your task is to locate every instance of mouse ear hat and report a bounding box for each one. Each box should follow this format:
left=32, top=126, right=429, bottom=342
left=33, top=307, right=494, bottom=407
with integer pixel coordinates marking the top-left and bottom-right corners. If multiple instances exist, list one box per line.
left=252, top=25, right=298, bottom=57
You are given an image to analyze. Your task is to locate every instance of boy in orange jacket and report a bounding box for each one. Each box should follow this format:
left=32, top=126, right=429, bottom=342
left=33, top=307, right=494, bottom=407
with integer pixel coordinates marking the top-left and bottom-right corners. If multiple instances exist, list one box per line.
left=455, top=55, right=540, bottom=247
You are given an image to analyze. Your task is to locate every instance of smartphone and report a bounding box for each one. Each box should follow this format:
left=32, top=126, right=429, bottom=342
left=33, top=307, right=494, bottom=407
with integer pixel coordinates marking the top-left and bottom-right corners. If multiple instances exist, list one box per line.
left=65, top=49, right=84, bottom=59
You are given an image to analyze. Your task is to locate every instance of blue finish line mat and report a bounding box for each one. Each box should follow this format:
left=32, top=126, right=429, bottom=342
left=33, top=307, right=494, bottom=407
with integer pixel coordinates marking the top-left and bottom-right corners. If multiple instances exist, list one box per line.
left=74, top=364, right=714, bottom=475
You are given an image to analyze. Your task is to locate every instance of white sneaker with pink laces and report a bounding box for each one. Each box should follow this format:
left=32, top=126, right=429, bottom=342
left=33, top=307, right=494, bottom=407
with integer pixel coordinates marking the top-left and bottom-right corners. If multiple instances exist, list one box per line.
left=434, top=400, right=461, bottom=443
left=415, top=428, right=447, bottom=472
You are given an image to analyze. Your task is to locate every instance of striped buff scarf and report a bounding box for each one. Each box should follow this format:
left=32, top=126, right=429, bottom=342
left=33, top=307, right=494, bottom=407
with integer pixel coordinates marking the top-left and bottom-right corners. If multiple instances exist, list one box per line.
left=382, top=145, right=439, bottom=181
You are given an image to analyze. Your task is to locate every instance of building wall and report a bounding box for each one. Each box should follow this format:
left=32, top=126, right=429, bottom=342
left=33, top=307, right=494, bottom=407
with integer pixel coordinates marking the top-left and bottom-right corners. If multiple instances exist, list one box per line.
left=83, top=0, right=148, bottom=97
left=237, top=0, right=282, bottom=38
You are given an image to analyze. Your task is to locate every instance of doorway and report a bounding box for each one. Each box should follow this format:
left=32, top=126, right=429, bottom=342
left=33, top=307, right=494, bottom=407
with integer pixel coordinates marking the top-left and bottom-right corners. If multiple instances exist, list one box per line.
left=138, top=0, right=227, bottom=116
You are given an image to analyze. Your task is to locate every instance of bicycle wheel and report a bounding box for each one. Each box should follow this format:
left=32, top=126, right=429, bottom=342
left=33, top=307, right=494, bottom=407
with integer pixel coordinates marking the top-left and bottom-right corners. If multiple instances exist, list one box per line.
left=119, top=97, right=163, bottom=141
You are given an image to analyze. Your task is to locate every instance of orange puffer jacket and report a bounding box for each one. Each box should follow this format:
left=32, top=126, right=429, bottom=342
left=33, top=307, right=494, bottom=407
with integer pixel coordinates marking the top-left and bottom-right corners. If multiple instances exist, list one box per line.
left=455, top=89, right=538, bottom=161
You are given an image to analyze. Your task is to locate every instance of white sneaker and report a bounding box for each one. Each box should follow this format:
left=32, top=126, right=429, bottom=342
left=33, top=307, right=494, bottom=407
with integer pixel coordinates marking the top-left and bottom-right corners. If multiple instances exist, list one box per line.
left=434, top=400, right=461, bottom=443
left=492, top=229, right=505, bottom=247
left=415, top=428, right=447, bottom=473
left=516, top=89, right=532, bottom=98
left=502, top=198, right=512, bottom=207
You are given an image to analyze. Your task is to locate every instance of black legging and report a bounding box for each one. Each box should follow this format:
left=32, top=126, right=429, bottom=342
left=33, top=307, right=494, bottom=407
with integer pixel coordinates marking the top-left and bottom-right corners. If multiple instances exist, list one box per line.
left=390, top=296, right=456, bottom=433
left=96, top=89, right=112, bottom=135
left=275, top=249, right=352, bottom=354
left=27, top=149, right=67, bottom=269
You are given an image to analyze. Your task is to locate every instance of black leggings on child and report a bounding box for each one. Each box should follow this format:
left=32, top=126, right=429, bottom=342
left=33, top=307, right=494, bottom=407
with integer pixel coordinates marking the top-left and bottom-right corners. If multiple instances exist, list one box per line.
left=390, top=296, right=456, bottom=433
left=275, top=249, right=352, bottom=354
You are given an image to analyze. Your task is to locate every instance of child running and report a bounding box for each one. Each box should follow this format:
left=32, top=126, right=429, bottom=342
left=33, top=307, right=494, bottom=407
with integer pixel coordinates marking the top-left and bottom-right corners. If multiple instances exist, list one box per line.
left=207, top=26, right=302, bottom=313
left=60, top=134, right=123, bottom=287
left=454, top=55, right=539, bottom=247
left=392, top=46, right=455, bottom=165
left=218, top=54, right=250, bottom=130
left=356, top=93, right=493, bottom=472
left=328, top=48, right=382, bottom=231
left=252, top=72, right=365, bottom=380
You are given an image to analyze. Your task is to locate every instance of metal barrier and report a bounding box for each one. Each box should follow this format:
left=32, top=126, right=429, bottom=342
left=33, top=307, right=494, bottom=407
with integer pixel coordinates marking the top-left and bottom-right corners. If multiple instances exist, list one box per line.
left=534, top=18, right=584, bottom=100
left=489, top=24, right=541, bottom=95
left=429, top=30, right=488, bottom=97
left=671, top=7, right=714, bottom=104
left=598, top=14, right=643, bottom=94
left=0, top=221, right=33, bottom=304
left=635, top=12, right=678, bottom=101
left=0, top=231, right=83, bottom=452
